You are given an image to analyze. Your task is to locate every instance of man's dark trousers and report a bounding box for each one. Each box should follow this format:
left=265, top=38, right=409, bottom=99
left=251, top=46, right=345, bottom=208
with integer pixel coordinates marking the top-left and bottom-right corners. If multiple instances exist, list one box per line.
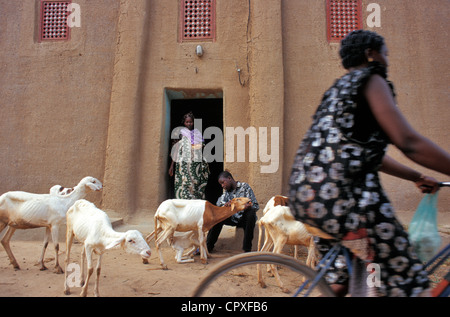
left=206, top=209, right=257, bottom=252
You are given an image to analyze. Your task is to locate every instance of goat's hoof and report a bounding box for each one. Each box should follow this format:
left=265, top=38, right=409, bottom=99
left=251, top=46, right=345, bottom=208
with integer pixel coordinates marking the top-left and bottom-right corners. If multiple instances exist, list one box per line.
left=258, top=282, right=267, bottom=289
left=161, top=265, right=168, bottom=270
left=282, top=288, right=290, bottom=294
left=142, top=258, right=149, bottom=264
left=64, top=289, right=71, bottom=295
left=201, top=259, right=208, bottom=264
left=38, top=261, right=48, bottom=271
left=55, top=267, right=64, bottom=274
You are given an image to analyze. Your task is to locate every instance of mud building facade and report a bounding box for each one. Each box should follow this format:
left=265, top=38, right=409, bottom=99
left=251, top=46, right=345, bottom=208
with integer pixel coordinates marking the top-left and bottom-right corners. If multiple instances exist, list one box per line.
left=0, top=0, right=448, bottom=220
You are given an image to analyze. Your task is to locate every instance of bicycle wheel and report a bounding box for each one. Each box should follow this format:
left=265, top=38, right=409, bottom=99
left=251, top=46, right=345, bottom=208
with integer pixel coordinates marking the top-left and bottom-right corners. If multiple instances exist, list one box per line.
left=192, top=252, right=335, bottom=297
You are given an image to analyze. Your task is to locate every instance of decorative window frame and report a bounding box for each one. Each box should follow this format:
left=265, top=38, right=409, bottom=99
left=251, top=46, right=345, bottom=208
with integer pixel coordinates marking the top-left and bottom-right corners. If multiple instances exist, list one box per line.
left=179, top=0, right=216, bottom=42
left=39, top=0, right=71, bottom=42
left=326, top=0, right=362, bottom=43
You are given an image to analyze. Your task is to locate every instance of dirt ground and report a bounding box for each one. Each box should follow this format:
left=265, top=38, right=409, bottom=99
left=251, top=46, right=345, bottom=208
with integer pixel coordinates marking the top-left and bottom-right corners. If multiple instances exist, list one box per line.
left=1, top=211, right=449, bottom=298
left=0, top=240, right=244, bottom=297
left=0, top=223, right=307, bottom=298
left=0, top=240, right=315, bottom=298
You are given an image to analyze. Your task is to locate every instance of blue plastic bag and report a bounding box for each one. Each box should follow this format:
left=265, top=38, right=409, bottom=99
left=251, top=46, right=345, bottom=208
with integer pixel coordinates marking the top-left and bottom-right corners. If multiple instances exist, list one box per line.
left=408, top=193, right=441, bottom=262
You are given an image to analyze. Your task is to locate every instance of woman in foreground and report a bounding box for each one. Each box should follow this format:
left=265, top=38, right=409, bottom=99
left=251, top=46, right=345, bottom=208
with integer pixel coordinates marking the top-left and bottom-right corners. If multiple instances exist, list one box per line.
left=288, top=30, right=450, bottom=297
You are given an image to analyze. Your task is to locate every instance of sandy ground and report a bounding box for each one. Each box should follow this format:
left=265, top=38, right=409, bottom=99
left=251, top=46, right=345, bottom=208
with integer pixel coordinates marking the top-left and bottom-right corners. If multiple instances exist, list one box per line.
left=0, top=222, right=304, bottom=298
left=0, top=211, right=449, bottom=298
left=0, top=240, right=317, bottom=298
left=0, top=240, right=244, bottom=297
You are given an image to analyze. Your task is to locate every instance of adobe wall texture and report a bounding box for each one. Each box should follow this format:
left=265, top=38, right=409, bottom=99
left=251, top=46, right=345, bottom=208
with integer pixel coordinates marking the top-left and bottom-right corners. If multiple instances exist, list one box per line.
left=0, top=0, right=120, bottom=205
left=282, top=0, right=450, bottom=213
left=0, top=0, right=448, bottom=220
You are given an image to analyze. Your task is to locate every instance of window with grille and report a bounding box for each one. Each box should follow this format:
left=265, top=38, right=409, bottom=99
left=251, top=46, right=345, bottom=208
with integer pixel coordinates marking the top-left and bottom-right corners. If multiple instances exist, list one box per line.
left=327, top=0, right=362, bottom=43
left=39, top=1, right=71, bottom=41
left=180, top=0, right=216, bottom=42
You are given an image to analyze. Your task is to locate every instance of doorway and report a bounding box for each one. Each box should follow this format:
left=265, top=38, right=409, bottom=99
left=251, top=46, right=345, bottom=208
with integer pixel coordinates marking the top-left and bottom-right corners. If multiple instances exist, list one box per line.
left=168, top=98, right=224, bottom=204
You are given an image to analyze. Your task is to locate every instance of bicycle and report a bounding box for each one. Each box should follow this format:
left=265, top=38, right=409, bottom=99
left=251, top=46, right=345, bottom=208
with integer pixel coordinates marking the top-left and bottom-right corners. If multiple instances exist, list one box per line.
left=192, top=182, right=450, bottom=297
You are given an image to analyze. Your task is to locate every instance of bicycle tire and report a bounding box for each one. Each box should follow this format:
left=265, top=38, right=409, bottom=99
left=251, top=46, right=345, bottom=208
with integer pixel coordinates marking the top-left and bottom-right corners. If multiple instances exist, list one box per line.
left=192, top=252, right=336, bottom=297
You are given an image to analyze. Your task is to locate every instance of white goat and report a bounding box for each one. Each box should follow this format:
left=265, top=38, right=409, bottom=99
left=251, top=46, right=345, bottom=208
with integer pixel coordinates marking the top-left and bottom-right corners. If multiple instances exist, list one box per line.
left=257, top=196, right=318, bottom=293
left=149, top=197, right=252, bottom=269
left=0, top=176, right=102, bottom=273
left=64, top=199, right=151, bottom=297
left=146, top=230, right=200, bottom=264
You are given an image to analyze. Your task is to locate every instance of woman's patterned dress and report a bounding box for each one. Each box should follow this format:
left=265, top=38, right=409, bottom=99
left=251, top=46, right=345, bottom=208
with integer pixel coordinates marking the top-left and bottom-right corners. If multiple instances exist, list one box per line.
left=288, top=63, right=429, bottom=296
left=173, top=129, right=210, bottom=200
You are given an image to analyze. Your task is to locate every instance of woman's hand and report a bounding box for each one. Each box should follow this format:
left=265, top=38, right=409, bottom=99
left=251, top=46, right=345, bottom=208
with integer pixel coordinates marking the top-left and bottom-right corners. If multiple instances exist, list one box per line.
left=168, top=161, right=175, bottom=177
left=415, top=175, right=440, bottom=194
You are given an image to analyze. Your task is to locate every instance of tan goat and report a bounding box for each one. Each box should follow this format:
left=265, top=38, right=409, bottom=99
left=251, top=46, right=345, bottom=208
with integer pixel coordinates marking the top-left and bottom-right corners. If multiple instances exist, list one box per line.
left=148, top=197, right=252, bottom=269
left=257, top=196, right=317, bottom=293
left=258, top=195, right=305, bottom=260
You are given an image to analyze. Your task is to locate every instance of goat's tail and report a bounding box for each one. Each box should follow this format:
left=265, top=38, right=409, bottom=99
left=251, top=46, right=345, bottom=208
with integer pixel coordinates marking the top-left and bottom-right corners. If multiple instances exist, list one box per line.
left=154, top=218, right=158, bottom=243
left=153, top=215, right=160, bottom=245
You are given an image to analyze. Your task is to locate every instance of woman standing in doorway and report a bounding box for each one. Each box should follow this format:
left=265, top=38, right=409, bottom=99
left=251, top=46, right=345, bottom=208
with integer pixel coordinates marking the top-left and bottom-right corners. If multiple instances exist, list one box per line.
left=169, top=111, right=210, bottom=199
left=288, top=30, right=450, bottom=296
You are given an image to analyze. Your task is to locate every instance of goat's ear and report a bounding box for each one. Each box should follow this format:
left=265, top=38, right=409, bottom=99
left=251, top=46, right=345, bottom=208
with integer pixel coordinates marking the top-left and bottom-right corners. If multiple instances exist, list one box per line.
left=230, top=200, right=236, bottom=212
left=105, top=237, right=125, bottom=250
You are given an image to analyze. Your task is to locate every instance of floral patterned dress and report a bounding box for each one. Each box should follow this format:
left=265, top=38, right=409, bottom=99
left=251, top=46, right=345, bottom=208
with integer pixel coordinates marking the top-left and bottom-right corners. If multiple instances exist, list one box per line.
left=288, top=63, right=429, bottom=296
left=173, top=128, right=210, bottom=200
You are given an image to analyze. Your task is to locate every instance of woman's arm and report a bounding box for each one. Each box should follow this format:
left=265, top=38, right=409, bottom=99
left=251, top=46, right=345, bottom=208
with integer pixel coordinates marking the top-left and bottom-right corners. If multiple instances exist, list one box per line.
left=365, top=75, right=450, bottom=176
left=168, top=160, right=175, bottom=177
left=380, top=155, right=439, bottom=193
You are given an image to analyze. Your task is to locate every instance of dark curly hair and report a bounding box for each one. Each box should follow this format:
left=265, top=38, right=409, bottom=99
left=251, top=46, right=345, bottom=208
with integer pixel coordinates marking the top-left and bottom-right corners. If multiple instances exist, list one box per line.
left=218, top=170, right=233, bottom=180
left=339, top=30, right=385, bottom=69
left=181, top=111, right=195, bottom=125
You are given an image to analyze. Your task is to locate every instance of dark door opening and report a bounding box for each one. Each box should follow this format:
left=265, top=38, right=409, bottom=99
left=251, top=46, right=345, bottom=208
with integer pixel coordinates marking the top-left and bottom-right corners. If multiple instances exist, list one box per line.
left=168, top=98, right=224, bottom=204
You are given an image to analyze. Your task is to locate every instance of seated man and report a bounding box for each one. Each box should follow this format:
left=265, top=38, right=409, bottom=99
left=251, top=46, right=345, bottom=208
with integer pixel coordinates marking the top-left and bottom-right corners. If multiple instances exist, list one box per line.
left=206, top=171, right=259, bottom=253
